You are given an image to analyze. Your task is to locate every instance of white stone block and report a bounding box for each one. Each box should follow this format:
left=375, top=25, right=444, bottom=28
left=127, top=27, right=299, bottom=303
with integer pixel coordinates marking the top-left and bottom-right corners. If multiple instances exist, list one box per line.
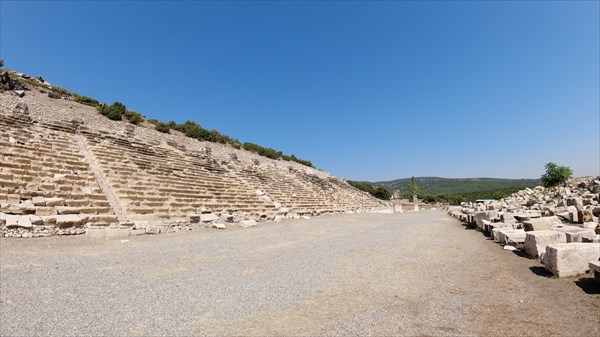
left=524, top=230, right=566, bottom=258
left=544, top=243, right=600, bottom=277
left=523, top=216, right=562, bottom=231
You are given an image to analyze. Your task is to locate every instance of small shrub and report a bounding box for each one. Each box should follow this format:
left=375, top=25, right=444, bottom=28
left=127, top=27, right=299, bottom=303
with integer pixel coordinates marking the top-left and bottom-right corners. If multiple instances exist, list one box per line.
left=97, top=101, right=126, bottom=121
left=73, top=93, right=99, bottom=107
left=155, top=122, right=170, bottom=133
left=124, top=110, right=144, bottom=125
left=52, top=86, right=70, bottom=95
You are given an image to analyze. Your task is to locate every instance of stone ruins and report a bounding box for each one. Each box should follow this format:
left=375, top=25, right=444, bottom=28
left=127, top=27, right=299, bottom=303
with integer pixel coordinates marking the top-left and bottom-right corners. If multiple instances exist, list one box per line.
left=448, top=178, right=600, bottom=281
left=0, top=91, right=390, bottom=239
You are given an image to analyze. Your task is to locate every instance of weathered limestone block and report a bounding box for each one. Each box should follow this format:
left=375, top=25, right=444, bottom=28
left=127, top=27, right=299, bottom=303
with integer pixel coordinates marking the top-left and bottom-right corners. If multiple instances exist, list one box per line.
left=17, top=216, right=33, bottom=228
left=200, top=214, right=219, bottom=222
left=240, top=220, right=257, bottom=228
left=44, top=198, right=65, bottom=207
left=523, top=216, right=562, bottom=231
left=513, top=212, right=542, bottom=222
left=35, top=207, right=55, bottom=216
left=0, top=212, right=5, bottom=226
left=56, top=207, right=81, bottom=215
left=41, top=216, right=57, bottom=227
left=5, top=214, right=19, bottom=228
left=475, top=211, right=497, bottom=229
left=497, top=228, right=526, bottom=245
left=544, top=243, right=600, bottom=277
left=32, top=196, right=47, bottom=206
left=28, top=215, right=43, bottom=226
left=55, top=214, right=84, bottom=228
left=219, top=213, right=234, bottom=223
left=553, top=226, right=596, bottom=242
left=1, top=203, right=36, bottom=215
left=524, top=230, right=567, bottom=258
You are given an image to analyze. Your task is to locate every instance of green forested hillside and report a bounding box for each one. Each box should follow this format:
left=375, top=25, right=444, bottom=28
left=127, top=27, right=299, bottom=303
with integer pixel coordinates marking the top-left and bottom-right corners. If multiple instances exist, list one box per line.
left=368, top=177, right=541, bottom=204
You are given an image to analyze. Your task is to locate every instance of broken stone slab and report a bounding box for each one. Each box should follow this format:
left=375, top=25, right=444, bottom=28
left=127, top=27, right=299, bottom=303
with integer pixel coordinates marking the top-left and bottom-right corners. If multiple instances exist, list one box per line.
left=219, top=213, right=234, bottom=223
left=240, top=220, right=257, bottom=228
left=55, top=207, right=81, bottom=215
left=31, top=196, right=46, bottom=206
left=553, top=226, right=597, bottom=243
left=474, top=211, right=498, bottom=230
left=44, top=198, right=65, bottom=207
left=524, top=230, right=567, bottom=258
left=5, top=214, right=19, bottom=228
left=16, top=216, right=32, bottom=229
left=513, top=212, right=542, bottom=222
left=496, top=228, right=526, bottom=245
left=200, top=214, right=219, bottom=222
left=55, top=214, right=85, bottom=228
left=0, top=203, right=36, bottom=215
left=522, top=216, right=562, bottom=231
left=543, top=243, right=600, bottom=277
left=28, top=215, right=43, bottom=225
left=0, top=212, right=5, bottom=226
left=145, top=225, right=161, bottom=235
left=212, top=223, right=226, bottom=229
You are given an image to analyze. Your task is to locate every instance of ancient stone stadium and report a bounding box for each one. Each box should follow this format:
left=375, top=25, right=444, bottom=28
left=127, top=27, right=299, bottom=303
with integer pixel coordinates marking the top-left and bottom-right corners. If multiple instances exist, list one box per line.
left=1, top=72, right=599, bottom=336
left=0, top=79, right=390, bottom=239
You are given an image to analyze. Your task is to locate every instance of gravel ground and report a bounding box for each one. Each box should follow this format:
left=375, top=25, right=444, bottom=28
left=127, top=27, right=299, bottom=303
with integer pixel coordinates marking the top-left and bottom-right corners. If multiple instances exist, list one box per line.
left=1, top=210, right=599, bottom=336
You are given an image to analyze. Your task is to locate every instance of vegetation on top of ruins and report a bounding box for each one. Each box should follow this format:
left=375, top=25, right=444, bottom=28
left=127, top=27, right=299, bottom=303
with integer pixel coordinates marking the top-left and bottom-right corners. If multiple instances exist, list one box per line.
left=72, top=93, right=100, bottom=107
left=1, top=66, right=316, bottom=168
left=347, top=181, right=392, bottom=200
left=541, top=162, right=573, bottom=188
left=97, top=102, right=127, bottom=121
left=51, top=86, right=70, bottom=95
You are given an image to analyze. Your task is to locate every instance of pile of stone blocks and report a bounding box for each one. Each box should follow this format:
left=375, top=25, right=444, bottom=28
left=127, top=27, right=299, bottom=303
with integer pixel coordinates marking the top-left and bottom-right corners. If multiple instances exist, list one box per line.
left=447, top=177, right=600, bottom=278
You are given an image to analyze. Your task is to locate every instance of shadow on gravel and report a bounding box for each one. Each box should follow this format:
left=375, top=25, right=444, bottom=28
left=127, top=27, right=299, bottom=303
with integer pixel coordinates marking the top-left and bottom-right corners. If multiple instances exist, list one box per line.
left=510, top=250, right=530, bottom=258
left=574, top=276, right=600, bottom=294
left=529, top=266, right=554, bottom=278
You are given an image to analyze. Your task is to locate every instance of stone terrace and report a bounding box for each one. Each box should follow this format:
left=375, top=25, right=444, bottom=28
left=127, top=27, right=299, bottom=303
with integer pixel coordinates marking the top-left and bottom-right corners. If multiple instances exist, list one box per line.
left=0, top=93, right=388, bottom=238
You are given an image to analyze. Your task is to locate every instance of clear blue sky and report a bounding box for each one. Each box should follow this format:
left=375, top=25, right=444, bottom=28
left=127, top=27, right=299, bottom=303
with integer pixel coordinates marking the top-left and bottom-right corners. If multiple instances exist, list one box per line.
left=1, top=1, right=598, bottom=181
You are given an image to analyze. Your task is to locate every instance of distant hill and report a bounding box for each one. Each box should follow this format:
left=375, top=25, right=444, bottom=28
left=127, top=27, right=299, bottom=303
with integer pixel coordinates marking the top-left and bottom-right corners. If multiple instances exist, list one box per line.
left=369, top=177, right=541, bottom=200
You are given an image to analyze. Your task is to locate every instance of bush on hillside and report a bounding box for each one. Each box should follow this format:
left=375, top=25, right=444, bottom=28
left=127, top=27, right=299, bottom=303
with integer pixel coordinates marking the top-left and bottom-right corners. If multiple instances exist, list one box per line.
left=73, top=93, right=100, bottom=107
left=98, top=102, right=126, bottom=121
left=124, top=110, right=144, bottom=125
left=347, top=181, right=391, bottom=200
left=52, top=86, right=70, bottom=95
left=155, top=122, right=170, bottom=133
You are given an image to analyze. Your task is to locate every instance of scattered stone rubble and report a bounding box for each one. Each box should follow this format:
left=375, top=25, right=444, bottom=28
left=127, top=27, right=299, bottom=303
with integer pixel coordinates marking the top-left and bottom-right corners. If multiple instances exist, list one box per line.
left=1, top=94, right=390, bottom=240
left=448, top=177, right=600, bottom=279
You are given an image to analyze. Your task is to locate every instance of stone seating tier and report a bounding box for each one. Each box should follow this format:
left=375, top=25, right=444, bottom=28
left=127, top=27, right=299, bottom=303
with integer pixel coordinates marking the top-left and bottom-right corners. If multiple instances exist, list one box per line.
left=1, top=104, right=387, bottom=237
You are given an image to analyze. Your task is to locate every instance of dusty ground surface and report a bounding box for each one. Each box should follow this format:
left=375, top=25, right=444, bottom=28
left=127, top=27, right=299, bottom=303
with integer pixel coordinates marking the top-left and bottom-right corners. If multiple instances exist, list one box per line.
left=1, top=210, right=598, bottom=336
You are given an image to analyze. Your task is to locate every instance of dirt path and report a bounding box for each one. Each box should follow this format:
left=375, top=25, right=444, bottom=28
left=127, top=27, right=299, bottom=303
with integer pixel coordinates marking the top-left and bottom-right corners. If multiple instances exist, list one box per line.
left=1, top=210, right=598, bottom=336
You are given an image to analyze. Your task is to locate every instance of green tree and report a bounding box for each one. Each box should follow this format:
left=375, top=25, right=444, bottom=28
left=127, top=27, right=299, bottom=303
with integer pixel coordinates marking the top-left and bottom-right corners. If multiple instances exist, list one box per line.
left=541, top=162, right=573, bottom=188
left=407, top=176, right=420, bottom=197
